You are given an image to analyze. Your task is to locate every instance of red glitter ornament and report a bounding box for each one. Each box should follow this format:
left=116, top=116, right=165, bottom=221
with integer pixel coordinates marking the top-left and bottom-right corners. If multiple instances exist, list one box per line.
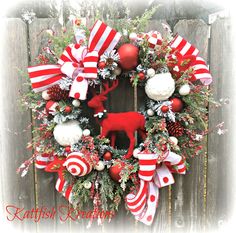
left=103, top=151, right=113, bottom=161
left=161, top=105, right=169, bottom=113
left=109, top=162, right=124, bottom=182
left=170, top=97, right=183, bottom=112
left=98, top=61, right=106, bottom=69
left=65, top=106, right=72, bottom=113
left=138, top=72, right=145, bottom=80
left=118, top=44, right=139, bottom=70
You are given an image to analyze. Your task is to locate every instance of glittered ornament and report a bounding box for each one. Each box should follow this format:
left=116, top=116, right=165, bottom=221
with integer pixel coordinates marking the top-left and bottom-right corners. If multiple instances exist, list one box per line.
left=118, top=44, right=139, bottom=70
left=170, top=97, right=183, bottom=112
left=98, top=61, right=106, bottom=69
left=179, top=84, right=191, bottom=96
left=72, top=99, right=80, bottom=107
left=133, top=148, right=141, bottom=158
left=167, top=121, right=184, bottom=137
left=147, top=68, right=155, bottom=78
left=103, top=151, right=113, bottom=161
left=42, top=90, right=51, bottom=100
left=95, top=161, right=105, bottom=171
left=138, top=72, right=145, bottom=80
left=47, top=84, right=69, bottom=101
left=145, top=73, right=175, bottom=101
left=109, top=163, right=124, bottom=182
left=161, top=105, right=169, bottom=113
left=82, top=129, right=90, bottom=137
left=147, top=109, right=155, bottom=116
left=65, top=106, right=72, bottom=113
left=53, top=120, right=83, bottom=146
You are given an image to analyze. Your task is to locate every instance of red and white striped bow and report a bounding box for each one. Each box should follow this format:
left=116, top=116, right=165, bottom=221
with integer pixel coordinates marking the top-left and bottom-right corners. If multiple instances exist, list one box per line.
left=169, top=35, right=212, bottom=85
left=126, top=151, right=186, bottom=225
left=28, top=20, right=121, bottom=100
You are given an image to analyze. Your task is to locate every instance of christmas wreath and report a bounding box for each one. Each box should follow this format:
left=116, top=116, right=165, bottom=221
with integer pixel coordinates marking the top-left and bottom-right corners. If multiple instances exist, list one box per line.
left=18, top=15, right=215, bottom=226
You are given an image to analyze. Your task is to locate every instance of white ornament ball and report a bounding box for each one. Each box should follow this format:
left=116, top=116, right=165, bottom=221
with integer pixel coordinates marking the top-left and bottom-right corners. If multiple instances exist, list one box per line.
left=133, top=148, right=141, bottom=158
left=179, top=84, right=191, bottom=96
left=42, top=90, right=51, bottom=100
left=147, top=109, right=155, bottom=117
left=129, top=32, right=138, bottom=40
left=95, top=161, right=105, bottom=171
left=83, top=181, right=92, bottom=189
left=169, top=136, right=178, bottom=145
left=146, top=68, right=156, bottom=78
left=72, top=99, right=81, bottom=107
left=145, top=72, right=175, bottom=101
left=114, top=67, right=122, bottom=76
left=83, top=129, right=90, bottom=137
left=53, top=120, right=83, bottom=146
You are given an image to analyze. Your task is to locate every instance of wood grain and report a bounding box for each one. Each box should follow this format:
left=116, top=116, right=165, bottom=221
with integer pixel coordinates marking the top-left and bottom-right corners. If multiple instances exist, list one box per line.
left=171, top=19, right=209, bottom=233
left=207, top=18, right=233, bottom=231
left=0, top=18, right=36, bottom=232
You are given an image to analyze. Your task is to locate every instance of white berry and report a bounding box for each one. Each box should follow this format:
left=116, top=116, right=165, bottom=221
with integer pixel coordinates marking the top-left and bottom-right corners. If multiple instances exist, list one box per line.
left=42, top=90, right=51, bottom=100
left=83, top=129, right=90, bottom=137
left=147, top=68, right=155, bottom=78
left=83, top=181, right=92, bottom=189
left=169, top=136, right=178, bottom=145
left=179, top=84, right=191, bottom=96
left=147, top=109, right=155, bottom=116
left=72, top=99, right=81, bottom=107
left=95, top=161, right=105, bottom=171
left=114, top=67, right=122, bottom=76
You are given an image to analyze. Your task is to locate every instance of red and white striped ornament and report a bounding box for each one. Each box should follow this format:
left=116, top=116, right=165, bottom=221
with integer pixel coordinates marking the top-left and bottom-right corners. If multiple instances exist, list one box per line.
left=35, top=153, right=54, bottom=169
left=45, top=100, right=59, bottom=115
left=147, top=31, right=162, bottom=49
left=63, top=152, right=92, bottom=176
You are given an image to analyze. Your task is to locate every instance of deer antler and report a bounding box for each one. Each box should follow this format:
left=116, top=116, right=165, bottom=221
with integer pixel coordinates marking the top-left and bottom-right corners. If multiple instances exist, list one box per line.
left=101, top=79, right=119, bottom=96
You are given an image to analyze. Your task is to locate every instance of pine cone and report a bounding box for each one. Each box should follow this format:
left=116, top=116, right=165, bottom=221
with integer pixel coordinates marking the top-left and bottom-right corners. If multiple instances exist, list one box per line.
left=167, top=121, right=184, bottom=137
left=47, top=85, right=69, bottom=101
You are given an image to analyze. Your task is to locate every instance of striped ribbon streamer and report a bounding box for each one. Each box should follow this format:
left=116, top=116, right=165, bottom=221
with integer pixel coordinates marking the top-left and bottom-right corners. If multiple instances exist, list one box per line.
left=169, top=35, right=212, bottom=85
left=28, top=20, right=121, bottom=100
left=35, top=153, right=54, bottom=169
left=55, top=177, right=73, bottom=203
left=126, top=151, right=186, bottom=225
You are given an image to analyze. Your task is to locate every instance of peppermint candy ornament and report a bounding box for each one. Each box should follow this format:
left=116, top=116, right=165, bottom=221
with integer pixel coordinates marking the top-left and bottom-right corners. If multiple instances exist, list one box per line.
left=145, top=73, right=175, bottom=101
left=64, top=152, right=93, bottom=176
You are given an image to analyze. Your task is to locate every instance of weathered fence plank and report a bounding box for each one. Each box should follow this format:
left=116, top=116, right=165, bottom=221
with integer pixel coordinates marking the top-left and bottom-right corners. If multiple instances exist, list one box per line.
left=29, top=18, right=70, bottom=233
left=207, top=18, right=233, bottom=231
left=171, top=19, right=209, bottom=232
left=0, top=18, right=36, bottom=232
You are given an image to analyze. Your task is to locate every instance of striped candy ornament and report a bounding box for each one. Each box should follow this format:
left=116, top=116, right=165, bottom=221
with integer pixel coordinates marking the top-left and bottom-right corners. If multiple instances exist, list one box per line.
left=126, top=151, right=186, bottom=225
left=63, top=152, right=93, bottom=176
left=55, top=177, right=73, bottom=203
left=147, top=31, right=162, bottom=49
left=35, top=153, right=54, bottom=169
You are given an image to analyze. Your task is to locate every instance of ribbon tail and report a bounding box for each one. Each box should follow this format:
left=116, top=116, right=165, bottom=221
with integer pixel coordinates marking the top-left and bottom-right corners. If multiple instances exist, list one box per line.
left=135, top=181, right=159, bottom=225
left=69, top=75, right=88, bottom=100
left=55, top=176, right=74, bottom=204
left=164, top=151, right=186, bottom=174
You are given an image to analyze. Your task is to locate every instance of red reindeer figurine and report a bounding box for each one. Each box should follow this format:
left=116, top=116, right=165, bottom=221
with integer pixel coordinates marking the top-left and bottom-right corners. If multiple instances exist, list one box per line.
left=87, top=80, right=146, bottom=159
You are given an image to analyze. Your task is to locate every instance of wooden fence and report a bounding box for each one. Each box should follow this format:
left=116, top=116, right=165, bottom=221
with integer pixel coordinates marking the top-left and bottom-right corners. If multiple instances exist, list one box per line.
left=0, top=17, right=233, bottom=233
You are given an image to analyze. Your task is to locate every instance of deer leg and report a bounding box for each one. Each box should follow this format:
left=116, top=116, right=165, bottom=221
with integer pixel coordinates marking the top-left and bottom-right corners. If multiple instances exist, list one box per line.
left=110, top=132, right=116, bottom=148
left=123, top=131, right=135, bottom=159
left=100, top=128, right=109, bottom=139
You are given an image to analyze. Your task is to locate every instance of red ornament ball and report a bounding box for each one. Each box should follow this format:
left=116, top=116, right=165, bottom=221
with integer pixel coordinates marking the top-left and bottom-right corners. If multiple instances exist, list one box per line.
left=65, top=146, right=71, bottom=153
left=161, top=105, right=169, bottom=113
left=118, top=44, right=139, bottom=70
left=98, top=61, right=106, bottom=69
left=170, top=97, right=183, bottom=112
left=103, top=151, right=113, bottom=161
left=109, top=163, right=124, bottom=182
left=65, top=106, right=72, bottom=113
left=138, top=72, right=145, bottom=80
